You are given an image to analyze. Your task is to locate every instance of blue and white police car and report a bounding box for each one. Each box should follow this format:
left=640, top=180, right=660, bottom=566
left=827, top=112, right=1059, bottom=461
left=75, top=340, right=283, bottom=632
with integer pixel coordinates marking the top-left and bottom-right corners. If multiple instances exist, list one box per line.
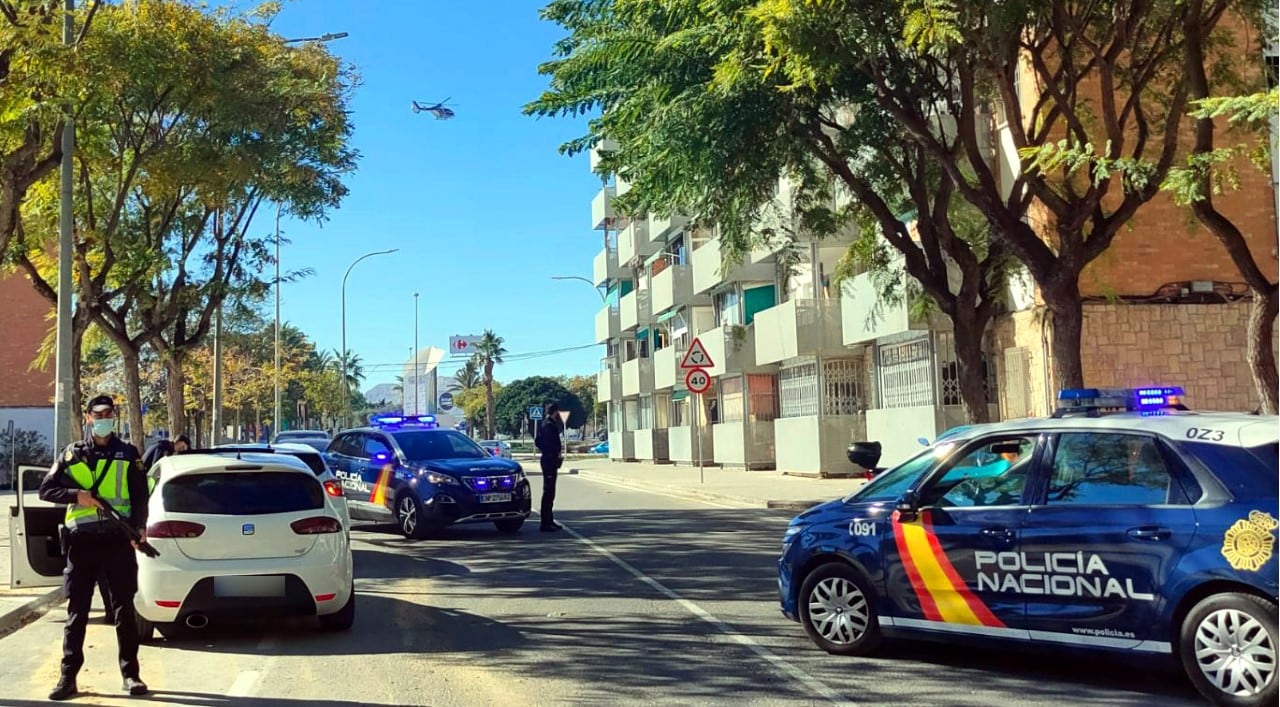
left=324, top=415, right=532, bottom=538
left=779, top=387, right=1278, bottom=706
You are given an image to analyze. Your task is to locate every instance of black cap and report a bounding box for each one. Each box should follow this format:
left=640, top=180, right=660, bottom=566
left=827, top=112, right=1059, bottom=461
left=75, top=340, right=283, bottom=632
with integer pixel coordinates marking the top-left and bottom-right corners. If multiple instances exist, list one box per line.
left=85, top=394, right=115, bottom=414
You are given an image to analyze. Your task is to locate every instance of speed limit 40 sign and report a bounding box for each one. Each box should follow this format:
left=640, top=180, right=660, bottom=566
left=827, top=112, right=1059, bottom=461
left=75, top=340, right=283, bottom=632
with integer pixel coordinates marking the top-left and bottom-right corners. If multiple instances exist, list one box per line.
left=685, top=367, right=712, bottom=394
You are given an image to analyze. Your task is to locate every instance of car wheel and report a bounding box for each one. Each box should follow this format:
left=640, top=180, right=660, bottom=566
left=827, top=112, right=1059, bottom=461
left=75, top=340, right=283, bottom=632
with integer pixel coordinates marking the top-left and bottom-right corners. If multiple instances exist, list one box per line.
left=395, top=493, right=430, bottom=540
left=494, top=517, right=524, bottom=533
left=798, top=562, right=881, bottom=656
left=1180, top=592, right=1278, bottom=706
left=135, top=614, right=155, bottom=644
left=319, top=586, right=355, bottom=632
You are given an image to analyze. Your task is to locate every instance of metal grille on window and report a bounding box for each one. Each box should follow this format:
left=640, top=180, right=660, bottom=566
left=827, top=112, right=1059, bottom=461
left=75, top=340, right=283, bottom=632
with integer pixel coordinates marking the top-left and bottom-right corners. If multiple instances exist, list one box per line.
left=823, top=359, right=863, bottom=415
left=935, top=332, right=998, bottom=406
left=877, top=337, right=934, bottom=408
left=780, top=361, right=819, bottom=418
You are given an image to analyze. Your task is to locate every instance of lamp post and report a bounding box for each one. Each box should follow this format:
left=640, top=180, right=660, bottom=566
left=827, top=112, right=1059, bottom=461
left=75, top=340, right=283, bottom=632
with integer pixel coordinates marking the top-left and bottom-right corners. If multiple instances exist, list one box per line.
left=551, top=275, right=608, bottom=303
left=341, top=249, right=398, bottom=427
left=52, top=0, right=76, bottom=450
left=413, top=293, right=420, bottom=415
left=283, top=31, right=349, bottom=44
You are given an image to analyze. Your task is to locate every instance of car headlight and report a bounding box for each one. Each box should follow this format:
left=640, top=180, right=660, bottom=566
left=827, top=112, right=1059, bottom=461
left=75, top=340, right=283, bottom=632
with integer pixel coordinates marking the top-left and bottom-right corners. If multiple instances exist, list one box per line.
left=512, top=468, right=526, bottom=481
left=783, top=524, right=804, bottom=547
left=425, top=471, right=460, bottom=486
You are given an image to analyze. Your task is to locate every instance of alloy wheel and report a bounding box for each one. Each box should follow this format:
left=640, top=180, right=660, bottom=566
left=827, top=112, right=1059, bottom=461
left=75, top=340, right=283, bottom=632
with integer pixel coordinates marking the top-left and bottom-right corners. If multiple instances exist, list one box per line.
left=1194, top=608, right=1277, bottom=697
left=398, top=497, right=417, bottom=535
left=807, top=576, right=869, bottom=645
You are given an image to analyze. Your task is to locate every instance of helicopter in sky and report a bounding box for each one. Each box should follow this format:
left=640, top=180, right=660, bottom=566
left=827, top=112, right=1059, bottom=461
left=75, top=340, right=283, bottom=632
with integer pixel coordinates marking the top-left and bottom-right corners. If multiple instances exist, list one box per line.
left=411, top=98, right=456, bottom=120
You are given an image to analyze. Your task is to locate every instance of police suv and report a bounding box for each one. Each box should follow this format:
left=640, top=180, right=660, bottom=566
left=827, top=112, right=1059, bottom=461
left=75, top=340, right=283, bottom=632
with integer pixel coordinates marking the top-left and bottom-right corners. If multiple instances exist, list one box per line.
left=324, top=415, right=532, bottom=538
left=778, top=387, right=1278, bottom=706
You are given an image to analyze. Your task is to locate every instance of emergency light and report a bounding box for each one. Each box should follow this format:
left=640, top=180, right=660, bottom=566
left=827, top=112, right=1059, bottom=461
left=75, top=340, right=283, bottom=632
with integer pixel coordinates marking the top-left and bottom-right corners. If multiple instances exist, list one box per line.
left=370, top=414, right=438, bottom=428
left=1053, top=386, right=1187, bottom=417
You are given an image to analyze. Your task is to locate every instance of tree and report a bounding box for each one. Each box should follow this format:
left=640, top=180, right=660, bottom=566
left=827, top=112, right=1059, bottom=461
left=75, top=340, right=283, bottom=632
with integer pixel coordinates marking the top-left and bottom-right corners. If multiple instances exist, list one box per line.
left=560, top=373, right=602, bottom=431
left=494, top=376, right=585, bottom=437
left=473, top=330, right=507, bottom=438
left=1160, top=5, right=1277, bottom=412
left=454, top=385, right=495, bottom=439
left=454, top=354, right=483, bottom=392
left=0, top=425, right=54, bottom=487
left=526, top=0, right=1014, bottom=421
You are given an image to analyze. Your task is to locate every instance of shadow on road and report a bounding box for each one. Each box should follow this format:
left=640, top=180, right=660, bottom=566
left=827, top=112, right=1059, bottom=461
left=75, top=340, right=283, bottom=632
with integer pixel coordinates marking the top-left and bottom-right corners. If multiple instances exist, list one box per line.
left=0, top=695, right=407, bottom=707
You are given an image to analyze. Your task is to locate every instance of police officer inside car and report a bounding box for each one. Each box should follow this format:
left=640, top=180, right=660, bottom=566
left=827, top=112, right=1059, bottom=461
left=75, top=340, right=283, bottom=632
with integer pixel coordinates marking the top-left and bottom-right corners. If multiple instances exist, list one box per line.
left=39, top=394, right=149, bottom=700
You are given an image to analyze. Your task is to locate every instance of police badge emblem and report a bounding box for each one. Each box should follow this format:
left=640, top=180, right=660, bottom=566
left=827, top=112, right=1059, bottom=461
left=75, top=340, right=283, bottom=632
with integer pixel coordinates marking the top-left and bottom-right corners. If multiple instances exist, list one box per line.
left=1221, top=510, right=1278, bottom=572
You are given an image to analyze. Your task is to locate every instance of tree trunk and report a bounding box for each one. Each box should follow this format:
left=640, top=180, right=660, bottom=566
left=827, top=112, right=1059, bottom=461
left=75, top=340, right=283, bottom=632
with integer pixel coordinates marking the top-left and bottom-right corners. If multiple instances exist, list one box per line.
left=484, top=366, right=496, bottom=439
left=1042, top=279, right=1086, bottom=391
left=119, top=345, right=146, bottom=447
left=951, top=308, right=992, bottom=424
left=1247, top=287, right=1279, bottom=414
left=163, top=352, right=187, bottom=437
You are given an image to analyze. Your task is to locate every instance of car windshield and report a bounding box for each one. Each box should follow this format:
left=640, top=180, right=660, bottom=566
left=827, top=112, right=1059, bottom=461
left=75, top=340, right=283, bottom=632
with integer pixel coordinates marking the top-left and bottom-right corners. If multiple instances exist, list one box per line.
left=845, top=443, right=957, bottom=503
left=393, top=430, right=490, bottom=461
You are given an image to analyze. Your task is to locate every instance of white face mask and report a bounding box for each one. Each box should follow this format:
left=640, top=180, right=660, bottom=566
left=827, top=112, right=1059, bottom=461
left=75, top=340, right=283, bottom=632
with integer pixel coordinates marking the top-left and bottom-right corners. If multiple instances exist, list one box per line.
left=90, top=418, right=115, bottom=437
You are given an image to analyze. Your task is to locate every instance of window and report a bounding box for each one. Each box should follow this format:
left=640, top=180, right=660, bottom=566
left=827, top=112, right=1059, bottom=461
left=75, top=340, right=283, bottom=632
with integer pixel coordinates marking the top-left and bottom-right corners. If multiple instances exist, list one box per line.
left=1047, top=433, right=1177, bottom=506
left=919, top=436, right=1037, bottom=508
left=848, top=444, right=957, bottom=503
left=719, top=377, right=745, bottom=423
left=163, top=472, right=323, bottom=515
left=393, top=430, right=488, bottom=461
left=285, top=451, right=327, bottom=476
left=714, top=288, right=741, bottom=327
left=332, top=433, right=361, bottom=458
left=823, top=359, right=863, bottom=415
left=1179, top=442, right=1276, bottom=499
left=670, top=396, right=687, bottom=427
left=748, top=374, right=779, bottom=422
left=363, top=436, right=392, bottom=460
left=780, top=362, right=819, bottom=417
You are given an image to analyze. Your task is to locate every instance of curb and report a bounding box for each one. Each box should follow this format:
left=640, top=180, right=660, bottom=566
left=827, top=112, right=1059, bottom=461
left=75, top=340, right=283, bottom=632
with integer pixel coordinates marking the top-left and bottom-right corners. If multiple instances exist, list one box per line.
left=0, top=587, right=63, bottom=637
left=573, top=469, right=821, bottom=511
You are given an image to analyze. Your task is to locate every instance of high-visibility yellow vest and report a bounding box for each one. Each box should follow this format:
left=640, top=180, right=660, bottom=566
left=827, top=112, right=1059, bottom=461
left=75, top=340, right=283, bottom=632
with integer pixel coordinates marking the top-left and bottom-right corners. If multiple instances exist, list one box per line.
left=64, top=456, right=132, bottom=530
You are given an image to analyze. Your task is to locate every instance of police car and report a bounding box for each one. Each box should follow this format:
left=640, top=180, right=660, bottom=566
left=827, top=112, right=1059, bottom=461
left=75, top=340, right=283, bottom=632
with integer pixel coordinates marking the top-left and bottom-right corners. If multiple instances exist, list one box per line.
left=324, top=415, right=532, bottom=538
left=778, top=387, right=1278, bottom=706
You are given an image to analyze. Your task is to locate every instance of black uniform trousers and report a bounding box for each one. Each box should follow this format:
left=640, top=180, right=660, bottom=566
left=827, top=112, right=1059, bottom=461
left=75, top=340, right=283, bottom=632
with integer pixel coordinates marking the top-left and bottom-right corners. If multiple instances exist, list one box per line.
left=63, top=528, right=140, bottom=679
left=539, top=456, right=559, bottom=527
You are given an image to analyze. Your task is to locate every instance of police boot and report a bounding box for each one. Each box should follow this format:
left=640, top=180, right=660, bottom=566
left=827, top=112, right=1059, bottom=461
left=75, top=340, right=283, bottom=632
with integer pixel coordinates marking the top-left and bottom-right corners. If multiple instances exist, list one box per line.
left=48, top=675, right=78, bottom=701
left=123, top=676, right=148, bottom=696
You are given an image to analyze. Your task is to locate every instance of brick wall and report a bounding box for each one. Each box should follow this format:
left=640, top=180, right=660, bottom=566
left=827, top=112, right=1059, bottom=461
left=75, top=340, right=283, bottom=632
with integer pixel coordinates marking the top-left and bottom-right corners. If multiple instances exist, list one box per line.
left=994, top=301, right=1276, bottom=417
left=0, top=271, right=53, bottom=406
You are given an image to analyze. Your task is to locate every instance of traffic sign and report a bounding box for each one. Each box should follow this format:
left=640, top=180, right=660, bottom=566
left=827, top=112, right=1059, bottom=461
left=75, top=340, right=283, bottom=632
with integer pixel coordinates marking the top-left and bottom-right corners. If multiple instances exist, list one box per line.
left=685, top=367, right=712, bottom=394
left=449, top=335, right=482, bottom=355
left=680, top=337, right=715, bottom=369
left=438, top=392, right=455, bottom=411
left=529, top=405, right=545, bottom=421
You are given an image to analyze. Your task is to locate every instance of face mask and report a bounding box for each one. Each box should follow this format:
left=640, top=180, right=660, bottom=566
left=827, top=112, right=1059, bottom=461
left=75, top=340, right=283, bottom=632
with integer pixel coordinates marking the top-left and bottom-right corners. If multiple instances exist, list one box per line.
left=90, top=418, right=115, bottom=437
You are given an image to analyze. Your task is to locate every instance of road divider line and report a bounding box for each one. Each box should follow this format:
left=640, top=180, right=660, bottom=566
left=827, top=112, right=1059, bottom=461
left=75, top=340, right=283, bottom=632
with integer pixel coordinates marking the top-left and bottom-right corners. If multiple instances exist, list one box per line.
left=560, top=522, right=853, bottom=706
left=227, top=670, right=260, bottom=697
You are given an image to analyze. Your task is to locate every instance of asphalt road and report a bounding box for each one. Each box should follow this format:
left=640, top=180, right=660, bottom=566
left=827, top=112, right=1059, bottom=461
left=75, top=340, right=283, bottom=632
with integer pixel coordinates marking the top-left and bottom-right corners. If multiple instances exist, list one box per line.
left=0, top=475, right=1204, bottom=706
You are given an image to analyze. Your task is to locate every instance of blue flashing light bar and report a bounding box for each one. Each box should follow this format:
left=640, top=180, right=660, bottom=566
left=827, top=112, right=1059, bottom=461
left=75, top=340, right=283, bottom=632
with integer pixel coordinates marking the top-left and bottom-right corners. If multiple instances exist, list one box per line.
left=1054, top=386, right=1186, bottom=417
left=371, top=413, right=438, bottom=428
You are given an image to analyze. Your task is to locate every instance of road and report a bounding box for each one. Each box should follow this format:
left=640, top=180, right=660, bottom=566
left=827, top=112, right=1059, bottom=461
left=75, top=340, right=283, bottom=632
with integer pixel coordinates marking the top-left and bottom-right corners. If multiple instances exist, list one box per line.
left=0, top=475, right=1203, bottom=706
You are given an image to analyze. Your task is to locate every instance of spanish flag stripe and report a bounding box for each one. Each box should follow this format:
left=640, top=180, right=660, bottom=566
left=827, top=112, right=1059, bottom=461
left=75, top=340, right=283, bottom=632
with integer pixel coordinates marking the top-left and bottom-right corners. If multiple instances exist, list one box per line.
left=893, top=519, right=943, bottom=621
left=897, top=520, right=983, bottom=625
left=370, top=466, right=393, bottom=506
left=920, top=512, right=1005, bottom=628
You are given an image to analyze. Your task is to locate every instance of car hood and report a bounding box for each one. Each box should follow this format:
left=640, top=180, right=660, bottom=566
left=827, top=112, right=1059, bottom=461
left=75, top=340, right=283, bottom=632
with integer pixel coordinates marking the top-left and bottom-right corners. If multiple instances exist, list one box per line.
left=789, top=497, right=890, bottom=528
left=416, top=457, right=522, bottom=476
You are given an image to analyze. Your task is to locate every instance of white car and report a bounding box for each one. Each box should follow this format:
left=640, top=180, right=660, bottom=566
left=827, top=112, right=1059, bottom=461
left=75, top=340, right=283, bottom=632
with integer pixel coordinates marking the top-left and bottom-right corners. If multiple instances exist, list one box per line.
left=134, top=453, right=354, bottom=641
left=213, top=443, right=351, bottom=531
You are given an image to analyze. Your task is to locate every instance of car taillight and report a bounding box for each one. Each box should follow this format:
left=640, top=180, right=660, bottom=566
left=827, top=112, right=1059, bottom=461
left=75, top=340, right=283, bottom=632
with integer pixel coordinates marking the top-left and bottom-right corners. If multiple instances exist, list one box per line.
left=291, top=516, right=342, bottom=534
left=147, top=520, right=205, bottom=538
left=323, top=480, right=344, bottom=497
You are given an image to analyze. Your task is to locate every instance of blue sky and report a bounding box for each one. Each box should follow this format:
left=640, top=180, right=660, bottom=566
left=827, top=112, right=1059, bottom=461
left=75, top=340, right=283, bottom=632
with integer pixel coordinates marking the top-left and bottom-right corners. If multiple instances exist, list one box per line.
left=268, top=1, right=603, bottom=389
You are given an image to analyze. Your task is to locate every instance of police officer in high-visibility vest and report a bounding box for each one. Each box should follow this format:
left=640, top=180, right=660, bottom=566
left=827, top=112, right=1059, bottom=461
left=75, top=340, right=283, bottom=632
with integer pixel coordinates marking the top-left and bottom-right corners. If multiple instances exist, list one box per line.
left=38, top=394, right=150, bottom=701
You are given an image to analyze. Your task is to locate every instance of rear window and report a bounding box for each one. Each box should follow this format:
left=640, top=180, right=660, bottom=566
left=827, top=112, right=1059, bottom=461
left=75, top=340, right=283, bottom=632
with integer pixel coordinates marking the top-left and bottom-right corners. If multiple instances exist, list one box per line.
left=285, top=452, right=326, bottom=476
left=163, top=472, right=324, bottom=515
left=1180, top=442, right=1279, bottom=498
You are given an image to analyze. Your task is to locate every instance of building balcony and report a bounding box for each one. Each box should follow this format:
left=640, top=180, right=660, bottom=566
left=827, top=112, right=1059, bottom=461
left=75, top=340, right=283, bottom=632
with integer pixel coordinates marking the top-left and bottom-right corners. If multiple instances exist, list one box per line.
left=669, top=425, right=714, bottom=464
left=691, top=238, right=776, bottom=295
left=650, top=263, right=692, bottom=316
left=593, top=247, right=620, bottom=287
left=608, top=431, right=635, bottom=461
left=653, top=345, right=678, bottom=390
left=774, top=414, right=867, bottom=477
left=633, top=428, right=670, bottom=462
left=591, top=185, right=616, bottom=231
left=620, top=289, right=650, bottom=331
left=712, top=419, right=776, bottom=469
left=753, top=298, right=845, bottom=365
left=621, top=356, right=654, bottom=397
left=589, top=138, right=618, bottom=175
left=647, top=213, right=689, bottom=243
left=598, top=365, right=620, bottom=401
left=840, top=271, right=929, bottom=346
left=617, top=219, right=653, bottom=265
left=698, top=323, right=772, bottom=378
left=595, top=305, right=620, bottom=344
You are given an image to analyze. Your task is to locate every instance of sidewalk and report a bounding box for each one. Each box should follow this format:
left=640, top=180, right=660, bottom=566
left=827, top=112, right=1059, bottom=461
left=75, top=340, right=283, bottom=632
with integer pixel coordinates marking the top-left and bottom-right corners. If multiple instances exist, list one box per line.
left=0, top=491, right=64, bottom=636
left=563, top=457, right=867, bottom=511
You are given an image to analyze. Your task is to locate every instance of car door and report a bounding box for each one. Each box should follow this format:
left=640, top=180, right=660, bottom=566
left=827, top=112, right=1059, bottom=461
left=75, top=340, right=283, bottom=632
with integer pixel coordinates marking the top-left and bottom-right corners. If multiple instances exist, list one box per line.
left=9, top=464, right=66, bottom=588
left=882, top=433, right=1044, bottom=641
left=1018, top=430, right=1199, bottom=653
left=360, top=434, right=398, bottom=508
left=327, top=433, right=370, bottom=503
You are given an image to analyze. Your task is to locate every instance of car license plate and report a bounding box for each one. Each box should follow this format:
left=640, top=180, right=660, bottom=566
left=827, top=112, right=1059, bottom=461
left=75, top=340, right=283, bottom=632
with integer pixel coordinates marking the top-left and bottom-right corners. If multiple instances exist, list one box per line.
left=478, top=493, right=512, bottom=504
left=214, top=575, right=286, bottom=598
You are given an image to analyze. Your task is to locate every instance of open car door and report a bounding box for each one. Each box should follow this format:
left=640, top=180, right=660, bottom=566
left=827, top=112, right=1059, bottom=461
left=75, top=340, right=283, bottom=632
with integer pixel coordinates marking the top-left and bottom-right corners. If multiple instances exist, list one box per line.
left=8, top=464, right=65, bottom=588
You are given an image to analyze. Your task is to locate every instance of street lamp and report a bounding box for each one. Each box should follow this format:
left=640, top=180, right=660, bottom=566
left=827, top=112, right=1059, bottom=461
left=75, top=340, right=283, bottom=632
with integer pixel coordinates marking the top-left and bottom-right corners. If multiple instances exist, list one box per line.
left=52, top=0, right=76, bottom=450
left=341, top=249, right=398, bottom=427
left=283, top=32, right=349, bottom=44
left=551, top=275, right=608, bottom=303
left=413, top=292, right=420, bottom=415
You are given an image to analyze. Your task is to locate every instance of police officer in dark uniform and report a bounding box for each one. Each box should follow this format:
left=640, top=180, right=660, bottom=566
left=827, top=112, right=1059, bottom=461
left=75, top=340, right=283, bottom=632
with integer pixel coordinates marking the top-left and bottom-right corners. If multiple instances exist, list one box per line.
left=534, top=403, right=564, bottom=532
left=38, top=394, right=149, bottom=700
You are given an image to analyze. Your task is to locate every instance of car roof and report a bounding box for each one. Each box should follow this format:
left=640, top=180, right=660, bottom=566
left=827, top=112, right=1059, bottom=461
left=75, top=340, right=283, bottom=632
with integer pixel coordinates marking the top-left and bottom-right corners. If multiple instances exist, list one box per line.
left=153, top=452, right=313, bottom=479
left=276, top=430, right=329, bottom=437
left=941, top=411, right=1278, bottom=449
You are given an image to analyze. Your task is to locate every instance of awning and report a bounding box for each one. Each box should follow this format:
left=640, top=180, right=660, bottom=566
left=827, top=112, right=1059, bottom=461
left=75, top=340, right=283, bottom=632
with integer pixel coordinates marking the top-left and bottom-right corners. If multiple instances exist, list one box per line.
left=672, top=390, right=688, bottom=401
left=656, top=309, right=681, bottom=323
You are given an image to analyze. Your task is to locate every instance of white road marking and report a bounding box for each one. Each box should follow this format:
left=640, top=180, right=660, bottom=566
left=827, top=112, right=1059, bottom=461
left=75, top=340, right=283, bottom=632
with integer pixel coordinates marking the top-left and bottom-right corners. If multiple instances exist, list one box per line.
left=226, top=634, right=280, bottom=697
left=560, top=522, right=853, bottom=706
left=227, top=670, right=260, bottom=697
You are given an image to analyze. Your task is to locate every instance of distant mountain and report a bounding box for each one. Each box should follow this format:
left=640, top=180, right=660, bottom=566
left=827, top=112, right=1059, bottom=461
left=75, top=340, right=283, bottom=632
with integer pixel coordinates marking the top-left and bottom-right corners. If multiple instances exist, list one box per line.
left=364, top=383, right=400, bottom=406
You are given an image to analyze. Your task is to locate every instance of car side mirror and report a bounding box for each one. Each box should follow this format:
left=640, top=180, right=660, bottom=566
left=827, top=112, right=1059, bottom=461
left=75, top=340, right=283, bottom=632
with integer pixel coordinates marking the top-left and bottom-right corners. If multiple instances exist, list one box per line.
left=895, top=491, right=920, bottom=523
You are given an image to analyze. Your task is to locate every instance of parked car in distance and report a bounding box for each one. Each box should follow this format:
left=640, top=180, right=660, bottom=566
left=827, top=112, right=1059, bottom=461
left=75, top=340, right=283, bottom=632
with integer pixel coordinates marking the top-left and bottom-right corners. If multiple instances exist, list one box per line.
left=273, top=430, right=332, bottom=452
left=479, top=439, right=513, bottom=459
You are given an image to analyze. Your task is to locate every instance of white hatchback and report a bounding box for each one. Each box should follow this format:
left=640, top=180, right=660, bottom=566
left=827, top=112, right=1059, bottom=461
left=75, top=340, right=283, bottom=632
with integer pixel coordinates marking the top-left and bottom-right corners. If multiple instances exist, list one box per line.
left=134, top=453, right=354, bottom=641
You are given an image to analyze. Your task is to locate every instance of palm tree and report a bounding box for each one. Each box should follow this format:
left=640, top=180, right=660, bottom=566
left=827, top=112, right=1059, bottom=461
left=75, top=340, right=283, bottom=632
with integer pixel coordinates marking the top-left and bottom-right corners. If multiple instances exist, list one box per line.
left=454, top=355, right=482, bottom=392
left=473, top=331, right=506, bottom=438
left=332, top=350, right=365, bottom=392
